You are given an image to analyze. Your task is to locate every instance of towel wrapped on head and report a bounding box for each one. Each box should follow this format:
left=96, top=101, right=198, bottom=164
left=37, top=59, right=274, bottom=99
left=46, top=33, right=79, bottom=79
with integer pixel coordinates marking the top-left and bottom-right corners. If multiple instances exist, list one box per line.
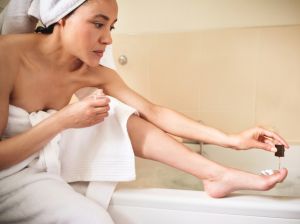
left=29, top=0, right=87, bottom=27
left=1, top=0, right=88, bottom=34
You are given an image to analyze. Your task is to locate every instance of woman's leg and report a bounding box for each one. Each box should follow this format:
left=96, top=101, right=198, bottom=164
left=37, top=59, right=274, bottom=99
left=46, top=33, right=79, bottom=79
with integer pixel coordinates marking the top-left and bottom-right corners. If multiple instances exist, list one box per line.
left=127, top=115, right=288, bottom=198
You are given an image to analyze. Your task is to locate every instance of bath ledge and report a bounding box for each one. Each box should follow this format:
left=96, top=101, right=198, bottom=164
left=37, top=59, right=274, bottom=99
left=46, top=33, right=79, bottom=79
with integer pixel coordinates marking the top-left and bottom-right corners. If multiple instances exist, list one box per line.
left=110, top=188, right=300, bottom=219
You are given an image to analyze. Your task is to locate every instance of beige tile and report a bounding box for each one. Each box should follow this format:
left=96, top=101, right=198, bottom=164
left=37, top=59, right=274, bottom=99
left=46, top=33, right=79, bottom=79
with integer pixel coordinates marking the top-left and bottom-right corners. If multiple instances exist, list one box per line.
left=192, top=28, right=260, bottom=133
left=255, top=26, right=300, bottom=142
left=113, top=29, right=260, bottom=132
left=112, top=34, right=151, bottom=99
left=147, top=32, right=203, bottom=111
left=113, top=26, right=300, bottom=143
left=197, top=28, right=259, bottom=115
left=198, top=110, right=254, bottom=134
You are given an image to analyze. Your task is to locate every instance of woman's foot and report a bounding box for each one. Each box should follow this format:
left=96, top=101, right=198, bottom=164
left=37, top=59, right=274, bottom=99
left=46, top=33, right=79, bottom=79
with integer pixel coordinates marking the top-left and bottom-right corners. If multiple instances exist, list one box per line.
left=203, top=167, right=288, bottom=198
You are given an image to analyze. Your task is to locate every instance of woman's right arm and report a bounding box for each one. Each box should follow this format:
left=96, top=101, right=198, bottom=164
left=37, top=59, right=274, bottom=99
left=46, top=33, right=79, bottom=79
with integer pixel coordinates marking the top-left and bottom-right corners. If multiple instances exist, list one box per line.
left=0, top=71, right=110, bottom=171
left=0, top=102, right=65, bottom=170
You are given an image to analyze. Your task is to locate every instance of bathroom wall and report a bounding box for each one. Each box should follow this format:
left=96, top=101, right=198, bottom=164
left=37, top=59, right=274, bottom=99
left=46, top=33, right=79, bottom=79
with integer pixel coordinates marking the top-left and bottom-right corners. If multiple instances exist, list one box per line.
left=112, top=1, right=300, bottom=143
left=116, top=0, right=300, bottom=34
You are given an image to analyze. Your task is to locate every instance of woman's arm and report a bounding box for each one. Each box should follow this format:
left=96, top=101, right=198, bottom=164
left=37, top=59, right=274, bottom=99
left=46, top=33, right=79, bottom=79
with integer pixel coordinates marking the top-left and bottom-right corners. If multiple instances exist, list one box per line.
left=0, top=91, right=110, bottom=171
left=0, top=42, right=63, bottom=170
left=102, top=69, right=289, bottom=151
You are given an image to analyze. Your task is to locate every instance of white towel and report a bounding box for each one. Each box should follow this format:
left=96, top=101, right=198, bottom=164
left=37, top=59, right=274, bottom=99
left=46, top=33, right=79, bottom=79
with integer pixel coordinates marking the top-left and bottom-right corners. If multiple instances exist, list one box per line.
left=0, top=0, right=37, bottom=34
left=59, top=97, right=137, bottom=182
left=1, top=0, right=86, bottom=30
left=29, top=0, right=86, bottom=27
left=29, top=109, right=62, bottom=175
left=0, top=97, right=136, bottom=182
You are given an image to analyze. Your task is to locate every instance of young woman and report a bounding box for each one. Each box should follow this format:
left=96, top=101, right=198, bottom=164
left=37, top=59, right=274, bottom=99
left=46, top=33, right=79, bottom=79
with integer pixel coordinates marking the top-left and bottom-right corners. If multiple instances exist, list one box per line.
left=0, top=0, right=288, bottom=223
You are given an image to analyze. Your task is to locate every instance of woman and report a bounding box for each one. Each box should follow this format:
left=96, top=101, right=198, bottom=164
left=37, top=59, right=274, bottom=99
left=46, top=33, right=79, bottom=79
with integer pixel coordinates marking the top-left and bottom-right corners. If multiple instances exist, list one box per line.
left=0, top=0, right=288, bottom=223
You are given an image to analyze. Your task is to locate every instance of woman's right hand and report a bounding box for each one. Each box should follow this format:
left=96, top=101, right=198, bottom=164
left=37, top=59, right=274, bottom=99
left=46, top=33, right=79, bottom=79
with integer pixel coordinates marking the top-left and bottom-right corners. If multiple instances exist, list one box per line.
left=57, top=92, right=110, bottom=129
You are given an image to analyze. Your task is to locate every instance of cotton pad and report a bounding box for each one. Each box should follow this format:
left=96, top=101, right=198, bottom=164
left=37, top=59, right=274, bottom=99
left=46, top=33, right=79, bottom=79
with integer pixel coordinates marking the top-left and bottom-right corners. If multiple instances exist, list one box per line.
left=260, top=169, right=274, bottom=176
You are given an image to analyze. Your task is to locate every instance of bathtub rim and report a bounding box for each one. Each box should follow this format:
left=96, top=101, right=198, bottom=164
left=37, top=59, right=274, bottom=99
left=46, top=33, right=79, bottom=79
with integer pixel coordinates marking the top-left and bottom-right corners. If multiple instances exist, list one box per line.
left=109, top=188, right=300, bottom=220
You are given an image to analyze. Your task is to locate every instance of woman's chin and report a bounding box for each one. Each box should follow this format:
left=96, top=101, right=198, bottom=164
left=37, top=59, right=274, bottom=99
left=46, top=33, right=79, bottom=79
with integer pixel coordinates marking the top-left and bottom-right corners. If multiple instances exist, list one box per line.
left=85, top=58, right=101, bottom=67
left=90, top=61, right=101, bottom=67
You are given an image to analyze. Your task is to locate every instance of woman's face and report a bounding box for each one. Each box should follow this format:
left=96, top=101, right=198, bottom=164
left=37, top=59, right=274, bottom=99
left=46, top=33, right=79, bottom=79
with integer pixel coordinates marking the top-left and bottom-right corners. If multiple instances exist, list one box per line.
left=60, top=0, right=118, bottom=67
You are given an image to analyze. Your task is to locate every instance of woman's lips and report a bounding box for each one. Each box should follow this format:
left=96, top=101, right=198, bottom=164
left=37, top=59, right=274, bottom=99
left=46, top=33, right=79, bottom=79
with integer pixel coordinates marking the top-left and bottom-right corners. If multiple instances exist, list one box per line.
left=93, top=50, right=104, bottom=57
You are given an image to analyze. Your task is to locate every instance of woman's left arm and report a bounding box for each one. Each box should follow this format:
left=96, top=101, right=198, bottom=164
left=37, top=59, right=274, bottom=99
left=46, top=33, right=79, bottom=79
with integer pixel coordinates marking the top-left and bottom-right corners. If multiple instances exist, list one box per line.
left=102, top=69, right=289, bottom=152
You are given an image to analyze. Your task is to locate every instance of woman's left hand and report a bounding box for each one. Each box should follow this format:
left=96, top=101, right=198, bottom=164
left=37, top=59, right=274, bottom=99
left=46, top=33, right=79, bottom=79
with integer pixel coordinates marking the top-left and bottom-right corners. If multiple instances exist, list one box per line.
left=232, top=127, right=289, bottom=152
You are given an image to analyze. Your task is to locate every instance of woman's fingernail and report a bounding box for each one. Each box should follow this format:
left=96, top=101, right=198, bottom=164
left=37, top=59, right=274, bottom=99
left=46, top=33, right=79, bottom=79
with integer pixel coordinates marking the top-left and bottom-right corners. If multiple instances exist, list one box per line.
left=271, top=147, right=277, bottom=152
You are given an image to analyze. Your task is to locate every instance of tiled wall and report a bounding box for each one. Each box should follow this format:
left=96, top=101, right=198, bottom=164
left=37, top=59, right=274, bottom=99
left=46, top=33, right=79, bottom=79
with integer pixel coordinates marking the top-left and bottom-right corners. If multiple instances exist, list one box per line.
left=116, top=0, right=300, bottom=34
left=112, top=25, right=300, bottom=143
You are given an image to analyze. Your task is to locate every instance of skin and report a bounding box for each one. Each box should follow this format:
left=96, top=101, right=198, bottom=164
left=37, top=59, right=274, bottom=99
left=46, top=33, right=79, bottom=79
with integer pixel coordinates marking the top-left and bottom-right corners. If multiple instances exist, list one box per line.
left=0, top=0, right=289, bottom=198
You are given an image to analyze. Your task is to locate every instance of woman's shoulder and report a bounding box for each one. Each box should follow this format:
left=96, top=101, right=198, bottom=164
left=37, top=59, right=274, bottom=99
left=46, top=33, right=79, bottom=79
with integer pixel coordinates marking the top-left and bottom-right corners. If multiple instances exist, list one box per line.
left=0, top=34, right=29, bottom=87
left=0, top=34, right=32, bottom=67
left=0, top=33, right=31, bottom=51
left=0, top=35, right=11, bottom=52
left=84, top=64, right=120, bottom=86
left=88, top=64, right=118, bottom=78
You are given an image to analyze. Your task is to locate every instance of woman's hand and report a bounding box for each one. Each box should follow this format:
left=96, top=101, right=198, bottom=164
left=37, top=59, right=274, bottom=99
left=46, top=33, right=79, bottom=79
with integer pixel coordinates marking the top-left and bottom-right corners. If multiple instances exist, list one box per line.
left=57, top=90, right=110, bottom=129
left=230, top=127, right=289, bottom=152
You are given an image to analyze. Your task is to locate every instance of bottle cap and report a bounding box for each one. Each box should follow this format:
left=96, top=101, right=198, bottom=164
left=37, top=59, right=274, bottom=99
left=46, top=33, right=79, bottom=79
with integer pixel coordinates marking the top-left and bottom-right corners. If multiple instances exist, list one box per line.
left=275, top=144, right=285, bottom=157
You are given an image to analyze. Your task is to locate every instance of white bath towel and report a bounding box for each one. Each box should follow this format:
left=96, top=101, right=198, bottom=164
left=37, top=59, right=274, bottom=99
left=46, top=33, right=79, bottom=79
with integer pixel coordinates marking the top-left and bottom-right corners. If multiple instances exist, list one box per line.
left=0, top=168, right=116, bottom=223
left=59, top=97, right=136, bottom=182
left=0, top=0, right=37, bottom=34
left=1, top=97, right=136, bottom=182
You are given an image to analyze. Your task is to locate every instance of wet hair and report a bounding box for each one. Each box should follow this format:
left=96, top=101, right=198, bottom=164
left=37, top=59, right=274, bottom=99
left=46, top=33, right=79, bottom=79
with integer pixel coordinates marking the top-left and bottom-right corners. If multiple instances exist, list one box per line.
left=35, top=1, right=87, bottom=34
left=35, top=23, right=56, bottom=34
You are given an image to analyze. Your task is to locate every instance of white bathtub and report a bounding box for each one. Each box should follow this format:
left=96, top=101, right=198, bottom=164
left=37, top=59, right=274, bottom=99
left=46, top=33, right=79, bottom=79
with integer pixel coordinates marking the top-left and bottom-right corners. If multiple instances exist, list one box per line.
left=108, top=188, right=300, bottom=224
left=109, top=144, right=300, bottom=223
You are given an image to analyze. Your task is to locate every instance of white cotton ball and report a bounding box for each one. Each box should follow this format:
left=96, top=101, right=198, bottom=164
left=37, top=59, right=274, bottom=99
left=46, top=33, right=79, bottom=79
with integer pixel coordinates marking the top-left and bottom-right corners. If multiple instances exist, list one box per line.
left=260, top=169, right=274, bottom=176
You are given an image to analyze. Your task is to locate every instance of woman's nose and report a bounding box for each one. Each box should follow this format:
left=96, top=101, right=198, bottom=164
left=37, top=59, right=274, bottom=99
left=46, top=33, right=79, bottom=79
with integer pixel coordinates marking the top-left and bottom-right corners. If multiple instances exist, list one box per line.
left=100, top=30, right=112, bottom=45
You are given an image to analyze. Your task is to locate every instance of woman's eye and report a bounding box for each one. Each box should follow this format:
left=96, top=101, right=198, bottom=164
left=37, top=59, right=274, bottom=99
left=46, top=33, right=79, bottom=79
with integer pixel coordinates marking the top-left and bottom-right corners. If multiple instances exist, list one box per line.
left=110, top=26, right=115, bottom=31
left=94, top=23, right=103, bottom=29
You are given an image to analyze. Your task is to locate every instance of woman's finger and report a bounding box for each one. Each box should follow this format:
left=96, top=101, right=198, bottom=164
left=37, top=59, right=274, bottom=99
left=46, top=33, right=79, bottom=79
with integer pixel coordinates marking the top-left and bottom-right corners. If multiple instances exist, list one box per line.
left=261, top=136, right=282, bottom=146
left=263, top=138, right=275, bottom=146
left=94, top=106, right=110, bottom=114
left=260, top=129, right=289, bottom=149
left=91, top=97, right=110, bottom=107
left=253, top=140, right=275, bottom=152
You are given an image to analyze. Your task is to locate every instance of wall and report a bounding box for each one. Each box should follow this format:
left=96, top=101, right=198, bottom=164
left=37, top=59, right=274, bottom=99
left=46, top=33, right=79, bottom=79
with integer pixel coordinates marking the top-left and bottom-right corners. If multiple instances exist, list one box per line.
left=112, top=1, right=300, bottom=143
left=116, top=0, right=300, bottom=34
left=112, top=25, right=300, bottom=143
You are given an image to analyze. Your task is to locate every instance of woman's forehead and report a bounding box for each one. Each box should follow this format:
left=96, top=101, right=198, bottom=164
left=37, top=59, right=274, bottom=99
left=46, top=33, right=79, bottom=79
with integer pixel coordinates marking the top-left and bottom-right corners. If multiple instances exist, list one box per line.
left=78, top=0, right=118, bottom=19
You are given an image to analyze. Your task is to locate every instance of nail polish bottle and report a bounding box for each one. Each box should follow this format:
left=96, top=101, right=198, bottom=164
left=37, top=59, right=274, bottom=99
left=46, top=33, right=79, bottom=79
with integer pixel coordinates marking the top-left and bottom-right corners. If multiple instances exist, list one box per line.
left=275, top=144, right=285, bottom=169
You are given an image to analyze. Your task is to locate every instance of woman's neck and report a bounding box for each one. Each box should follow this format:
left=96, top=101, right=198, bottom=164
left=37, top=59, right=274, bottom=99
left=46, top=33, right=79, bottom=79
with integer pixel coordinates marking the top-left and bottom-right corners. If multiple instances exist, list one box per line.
left=35, top=31, right=86, bottom=73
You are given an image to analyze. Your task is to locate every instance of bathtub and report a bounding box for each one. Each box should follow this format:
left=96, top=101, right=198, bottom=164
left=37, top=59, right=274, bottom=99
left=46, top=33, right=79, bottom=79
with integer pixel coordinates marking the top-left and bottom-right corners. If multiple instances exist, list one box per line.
left=108, top=144, right=300, bottom=223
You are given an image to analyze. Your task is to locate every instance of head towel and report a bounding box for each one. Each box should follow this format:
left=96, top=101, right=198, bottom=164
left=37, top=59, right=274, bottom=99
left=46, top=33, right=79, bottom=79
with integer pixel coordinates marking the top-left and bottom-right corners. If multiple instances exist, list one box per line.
left=1, top=0, right=87, bottom=33
left=29, top=0, right=87, bottom=27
